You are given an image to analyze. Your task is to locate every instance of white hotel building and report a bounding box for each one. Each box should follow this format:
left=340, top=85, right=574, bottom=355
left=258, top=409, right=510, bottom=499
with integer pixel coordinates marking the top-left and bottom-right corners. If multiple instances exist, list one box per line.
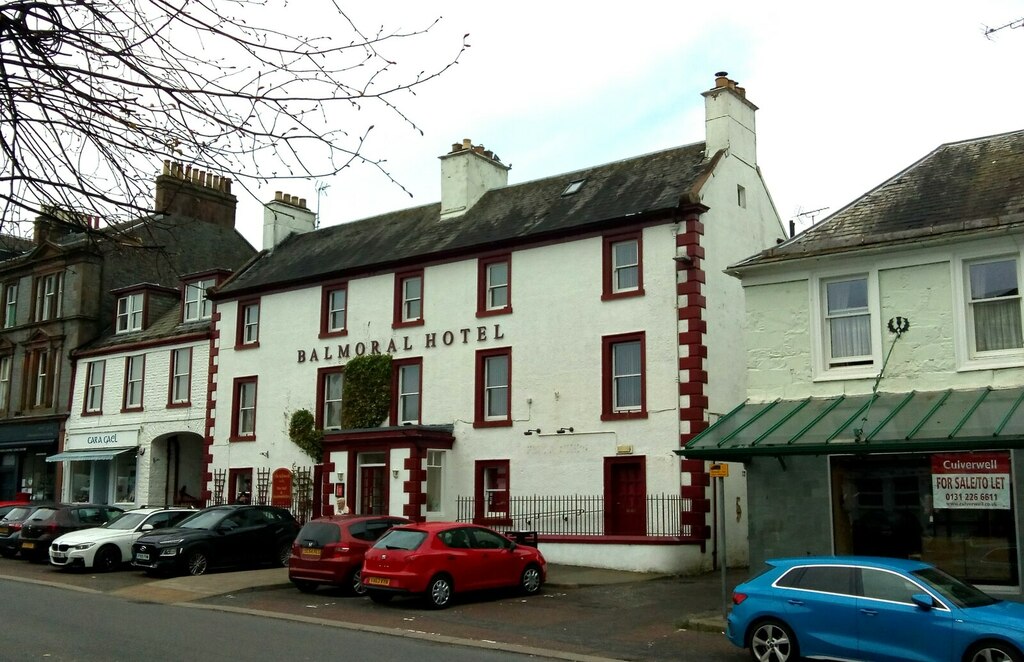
left=206, top=74, right=784, bottom=572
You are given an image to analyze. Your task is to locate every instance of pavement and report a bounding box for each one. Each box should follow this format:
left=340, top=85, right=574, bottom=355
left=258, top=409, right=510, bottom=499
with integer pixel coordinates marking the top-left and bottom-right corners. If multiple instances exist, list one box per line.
left=106, top=562, right=737, bottom=632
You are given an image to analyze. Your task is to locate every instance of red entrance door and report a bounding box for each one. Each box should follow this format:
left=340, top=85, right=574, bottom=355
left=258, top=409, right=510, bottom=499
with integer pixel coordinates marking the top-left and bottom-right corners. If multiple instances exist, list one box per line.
left=604, top=457, right=646, bottom=536
left=359, top=466, right=386, bottom=515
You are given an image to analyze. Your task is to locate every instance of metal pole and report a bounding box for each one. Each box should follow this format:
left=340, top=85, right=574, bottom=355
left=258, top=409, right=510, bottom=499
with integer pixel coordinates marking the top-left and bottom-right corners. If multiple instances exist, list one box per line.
left=719, top=475, right=728, bottom=621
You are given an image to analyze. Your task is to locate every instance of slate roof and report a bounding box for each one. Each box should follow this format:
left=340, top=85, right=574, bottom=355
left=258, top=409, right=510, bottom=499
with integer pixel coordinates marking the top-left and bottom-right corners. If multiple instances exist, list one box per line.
left=77, top=305, right=210, bottom=356
left=217, top=142, right=714, bottom=297
left=733, top=129, right=1024, bottom=270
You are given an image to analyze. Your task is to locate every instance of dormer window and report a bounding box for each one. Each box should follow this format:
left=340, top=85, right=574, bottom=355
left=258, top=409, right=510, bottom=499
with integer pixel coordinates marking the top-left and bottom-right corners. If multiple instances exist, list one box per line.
left=116, top=293, right=144, bottom=333
left=184, top=278, right=216, bottom=322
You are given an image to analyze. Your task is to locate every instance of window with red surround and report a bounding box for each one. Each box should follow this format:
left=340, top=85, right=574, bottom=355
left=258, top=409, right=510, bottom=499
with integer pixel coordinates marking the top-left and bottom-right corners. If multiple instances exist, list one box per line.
left=167, top=347, right=192, bottom=407
left=393, top=270, right=424, bottom=328
left=316, top=366, right=344, bottom=431
left=320, top=282, right=348, bottom=337
left=602, top=231, right=644, bottom=300
left=391, top=357, right=422, bottom=425
left=474, top=459, right=511, bottom=525
left=235, top=299, right=260, bottom=348
left=231, top=376, right=258, bottom=441
left=122, top=355, right=145, bottom=411
left=474, top=347, right=511, bottom=427
left=601, top=331, right=647, bottom=420
left=477, top=255, right=512, bottom=317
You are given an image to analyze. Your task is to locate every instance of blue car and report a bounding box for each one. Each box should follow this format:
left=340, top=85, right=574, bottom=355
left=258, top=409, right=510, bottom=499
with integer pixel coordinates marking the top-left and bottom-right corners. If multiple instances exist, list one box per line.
left=727, top=556, right=1024, bottom=662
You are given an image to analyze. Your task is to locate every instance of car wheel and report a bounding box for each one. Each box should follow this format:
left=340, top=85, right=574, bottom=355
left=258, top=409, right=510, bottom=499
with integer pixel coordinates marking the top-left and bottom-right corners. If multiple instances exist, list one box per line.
left=94, top=545, right=121, bottom=572
left=292, top=579, right=318, bottom=594
left=276, top=542, right=291, bottom=568
left=185, top=550, right=209, bottom=576
left=967, top=641, right=1024, bottom=662
left=520, top=564, right=543, bottom=595
left=368, top=590, right=393, bottom=604
left=426, top=574, right=453, bottom=609
left=350, top=567, right=368, bottom=596
left=749, top=618, right=799, bottom=662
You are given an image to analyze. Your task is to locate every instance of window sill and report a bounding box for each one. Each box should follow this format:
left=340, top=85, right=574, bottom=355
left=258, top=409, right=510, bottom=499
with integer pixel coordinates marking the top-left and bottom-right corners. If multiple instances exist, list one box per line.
left=82, top=410, right=103, bottom=417
left=812, top=367, right=878, bottom=383
left=601, top=288, right=645, bottom=302
left=318, top=329, right=349, bottom=339
left=166, top=401, right=192, bottom=409
left=234, top=342, right=260, bottom=351
left=392, top=319, right=425, bottom=330
left=229, top=435, right=257, bottom=442
left=476, top=307, right=512, bottom=319
left=120, top=406, right=144, bottom=414
left=957, top=354, right=1024, bottom=372
left=601, top=410, right=648, bottom=421
left=473, top=419, right=513, bottom=429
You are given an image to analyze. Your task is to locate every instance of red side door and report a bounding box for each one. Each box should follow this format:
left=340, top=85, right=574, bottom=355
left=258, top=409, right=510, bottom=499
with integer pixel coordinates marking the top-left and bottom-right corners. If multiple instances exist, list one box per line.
left=604, top=457, right=646, bottom=536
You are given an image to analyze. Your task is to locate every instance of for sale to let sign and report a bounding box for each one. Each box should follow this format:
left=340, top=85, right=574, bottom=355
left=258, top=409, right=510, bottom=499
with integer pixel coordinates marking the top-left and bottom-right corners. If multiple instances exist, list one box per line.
left=931, top=452, right=1010, bottom=510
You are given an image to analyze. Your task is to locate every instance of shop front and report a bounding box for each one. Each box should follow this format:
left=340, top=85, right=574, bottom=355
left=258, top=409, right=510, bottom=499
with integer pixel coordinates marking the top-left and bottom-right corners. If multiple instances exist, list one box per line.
left=0, top=420, right=60, bottom=501
left=682, top=388, right=1024, bottom=592
left=48, top=428, right=139, bottom=506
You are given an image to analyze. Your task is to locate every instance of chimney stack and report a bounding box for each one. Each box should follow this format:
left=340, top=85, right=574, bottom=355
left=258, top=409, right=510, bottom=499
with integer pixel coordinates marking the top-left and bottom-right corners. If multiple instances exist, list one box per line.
left=701, top=71, right=758, bottom=167
left=263, top=191, right=316, bottom=249
left=439, top=138, right=510, bottom=220
left=154, top=160, right=238, bottom=228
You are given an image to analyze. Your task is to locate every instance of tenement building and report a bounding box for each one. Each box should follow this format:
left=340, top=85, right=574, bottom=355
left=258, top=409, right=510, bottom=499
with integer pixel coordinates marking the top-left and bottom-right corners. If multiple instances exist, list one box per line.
left=685, top=129, right=1024, bottom=592
left=207, top=74, right=784, bottom=572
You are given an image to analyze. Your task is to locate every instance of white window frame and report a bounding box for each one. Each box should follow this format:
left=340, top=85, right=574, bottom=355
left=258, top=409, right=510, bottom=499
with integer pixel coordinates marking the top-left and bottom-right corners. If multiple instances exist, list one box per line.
left=327, top=288, right=347, bottom=333
left=402, top=275, right=422, bottom=322
left=611, top=238, right=640, bottom=294
left=397, top=363, right=421, bottom=424
left=484, top=354, right=509, bottom=420
left=171, top=348, right=191, bottom=404
left=3, top=282, right=17, bottom=328
left=236, top=380, right=257, bottom=437
left=184, top=278, right=215, bottom=322
left=0, top=355, right=11, bottom=410
left=124, top=355, right=144, bottom=409
left=953, top=253, right=1024, bottom=371
left=611, top=339, right=642, bottom=412
left=426, top=450, right=445, bottom=515
left=241, top=302, right=259, bottom=345
left=33, top=349, right=50, bottom=407
left=322, top=371, right=343, bottom=431
left=85, top=360, right=104, bottom=412
left=116, top=293, right=144, bottom=333
left=486, top=261, right=509, bottom=310
left=809, top=270, right=882, bottom=381
left=33, top=272, right=63, bottom=322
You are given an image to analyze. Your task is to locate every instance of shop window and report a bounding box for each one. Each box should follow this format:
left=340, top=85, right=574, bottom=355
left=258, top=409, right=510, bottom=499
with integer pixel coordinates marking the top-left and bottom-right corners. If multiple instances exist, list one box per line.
left=32, top=272, right=63, bottom=322
left=601, top=332, right=646, bottom=420
left=236, top=300, right=260, bottom=348
left=84, top=360, right=104, bottom=414
left=317, top=367, right=343, bottom=431
left=474, top=348, right=511, bottom=427
left=393, top=270, right=424, bottom=328
left=474, top=459, right=510, bottom=524
left=426, top=450, right=445, bottom=514
left=168, top=347, right=191, bottom=406
left=113, top=452, right=136, bottom=503
left=966, top=258, right=1023, bottom=356
left=392, top=358, right=422, bottom=425
left=229, top=468, right=253, bottom=504
left=477, top=255, right=511, bottom=316
left=183, top=277, right=216, bottom=322
left=115, top=293, right=144, bottom=333
left=123, top=355, right=144, bottom=411
left=602, top=232, right=643, bottom=300
left=231, top=377, right=257, bottom=440
left=3, top=282, right=17, bottom=328
left=69, top=462, right=91, bottom=503
left=320, top=283, right=347, bottom=337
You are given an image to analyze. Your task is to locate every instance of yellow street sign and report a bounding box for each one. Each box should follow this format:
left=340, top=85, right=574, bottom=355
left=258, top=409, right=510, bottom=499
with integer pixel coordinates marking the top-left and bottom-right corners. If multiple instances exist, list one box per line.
left=709, top=463, right=729, bottom=478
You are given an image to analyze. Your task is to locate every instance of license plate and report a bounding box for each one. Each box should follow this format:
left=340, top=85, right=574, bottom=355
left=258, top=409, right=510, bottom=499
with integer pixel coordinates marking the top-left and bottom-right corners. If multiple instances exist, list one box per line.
left=300, top=548, right=321, bottom=560
left=51, top=551, right=67, bottom=559
left=136, top=553, right=150, bottom=561
left=0, top=527, right=7, bottom=536
left=21, top=542, right=34, bottom=549
left=366, top=577, right=390, bottom=586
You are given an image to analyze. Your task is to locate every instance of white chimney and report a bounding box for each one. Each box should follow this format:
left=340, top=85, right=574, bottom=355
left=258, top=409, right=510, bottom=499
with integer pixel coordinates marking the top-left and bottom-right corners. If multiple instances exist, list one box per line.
left=263, top=191, right=316, bottom=249
left=701, top=72, right=758, bottom=167
left=439, top=139, right=510, bottom=220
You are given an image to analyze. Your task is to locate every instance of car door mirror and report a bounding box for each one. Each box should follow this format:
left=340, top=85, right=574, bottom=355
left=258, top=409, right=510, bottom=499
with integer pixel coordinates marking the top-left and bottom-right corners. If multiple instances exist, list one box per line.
left=140, top=524, right=154, bottom=532
left=911, top=593, right=934, bottom=610
left=219, top=520, right=239, bottom=532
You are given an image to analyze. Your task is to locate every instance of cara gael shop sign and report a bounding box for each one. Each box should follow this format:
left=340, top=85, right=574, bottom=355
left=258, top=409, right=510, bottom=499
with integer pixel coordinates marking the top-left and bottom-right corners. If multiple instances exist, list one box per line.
left=931, top=452, right=1010, bottom=510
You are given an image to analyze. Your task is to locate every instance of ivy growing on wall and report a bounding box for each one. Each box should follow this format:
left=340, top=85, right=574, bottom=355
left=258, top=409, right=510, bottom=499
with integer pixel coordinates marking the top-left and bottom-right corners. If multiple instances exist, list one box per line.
left=341, top=354, right=393, bottom=429
left=288, top=409, right=323, bottom=463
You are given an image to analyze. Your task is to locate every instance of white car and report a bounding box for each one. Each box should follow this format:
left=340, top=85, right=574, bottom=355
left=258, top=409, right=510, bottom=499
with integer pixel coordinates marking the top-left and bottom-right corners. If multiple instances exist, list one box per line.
left=49, top=507, right=195, bottom=571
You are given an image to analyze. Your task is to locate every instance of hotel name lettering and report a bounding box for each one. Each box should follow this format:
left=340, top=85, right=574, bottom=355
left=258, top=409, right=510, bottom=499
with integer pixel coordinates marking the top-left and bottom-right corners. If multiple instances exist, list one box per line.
left=297, top=324, right=505, bottom=364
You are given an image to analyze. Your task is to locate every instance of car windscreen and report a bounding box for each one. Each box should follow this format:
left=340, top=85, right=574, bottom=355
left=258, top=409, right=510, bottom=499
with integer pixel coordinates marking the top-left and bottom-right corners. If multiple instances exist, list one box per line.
left=373, top=529, right=427, bottom=551
left=297, top=522, right=341, bottom=546
left=105, top=512, right=147, bottom=530
left=177, top=509, right=228, bottom=529
left=28, top=508, right=57, bottom=522
left=912, top=566, right=999, bottom=608
left=1, top=506, right=34, bottom=522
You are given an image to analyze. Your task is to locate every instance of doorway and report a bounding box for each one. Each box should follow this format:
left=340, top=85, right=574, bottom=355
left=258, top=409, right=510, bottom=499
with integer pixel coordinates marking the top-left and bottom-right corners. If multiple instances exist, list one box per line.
left=357, top=452, right=387, bottom=515
left=604, top=456, right=646, bottom=536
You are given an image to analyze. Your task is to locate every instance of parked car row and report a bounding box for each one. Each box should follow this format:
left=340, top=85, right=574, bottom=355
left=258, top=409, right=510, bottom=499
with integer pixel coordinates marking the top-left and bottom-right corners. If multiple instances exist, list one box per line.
left=1, top=505, right=548, bottom=610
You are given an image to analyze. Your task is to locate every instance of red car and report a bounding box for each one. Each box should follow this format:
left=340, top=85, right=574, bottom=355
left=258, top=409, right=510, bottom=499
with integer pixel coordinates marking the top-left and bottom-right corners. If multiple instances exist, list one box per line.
left=288, top=514, right=410, bottom=595
left=361, top=522, right=546, bottom=609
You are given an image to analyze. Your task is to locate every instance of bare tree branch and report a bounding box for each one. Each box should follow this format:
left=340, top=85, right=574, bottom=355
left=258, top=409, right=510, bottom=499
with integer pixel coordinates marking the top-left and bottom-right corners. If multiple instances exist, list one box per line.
left=0, top=0, right=468, bottom=234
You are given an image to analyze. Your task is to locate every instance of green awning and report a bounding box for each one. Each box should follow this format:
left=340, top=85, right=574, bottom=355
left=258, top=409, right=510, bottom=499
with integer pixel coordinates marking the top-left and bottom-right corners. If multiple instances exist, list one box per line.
left=46, top=448, right=136, bottom=463
left=680, top=387, right=1024, bottom=460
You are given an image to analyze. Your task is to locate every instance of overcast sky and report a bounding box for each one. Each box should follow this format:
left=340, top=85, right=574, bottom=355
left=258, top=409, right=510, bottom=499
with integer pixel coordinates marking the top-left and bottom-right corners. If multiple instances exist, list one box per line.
left=232, top=0, right=1024, bottom=248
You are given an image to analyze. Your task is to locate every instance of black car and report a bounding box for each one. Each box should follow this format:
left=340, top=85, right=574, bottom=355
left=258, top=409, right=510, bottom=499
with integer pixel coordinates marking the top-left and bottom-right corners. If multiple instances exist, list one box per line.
left=0, top=504, right=52, bottom=558
left=131, top=504, right=300, bottom=576
left=19, top=504, right=124, bottom=561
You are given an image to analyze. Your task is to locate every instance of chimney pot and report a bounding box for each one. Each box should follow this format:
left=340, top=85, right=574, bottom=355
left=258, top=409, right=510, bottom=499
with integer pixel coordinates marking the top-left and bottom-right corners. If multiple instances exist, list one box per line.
left=298, top=198, right=307, bottom=208
left=462, top=138, right=472, bottom=149
left=714, top=71, right=730, bottom=88
left=275, top=191, right=284, bottom=202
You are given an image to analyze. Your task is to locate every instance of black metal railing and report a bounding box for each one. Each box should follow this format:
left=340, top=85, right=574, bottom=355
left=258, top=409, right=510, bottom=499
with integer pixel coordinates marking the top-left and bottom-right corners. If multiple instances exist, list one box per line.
left=456, top=493, right=685, bottom=537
